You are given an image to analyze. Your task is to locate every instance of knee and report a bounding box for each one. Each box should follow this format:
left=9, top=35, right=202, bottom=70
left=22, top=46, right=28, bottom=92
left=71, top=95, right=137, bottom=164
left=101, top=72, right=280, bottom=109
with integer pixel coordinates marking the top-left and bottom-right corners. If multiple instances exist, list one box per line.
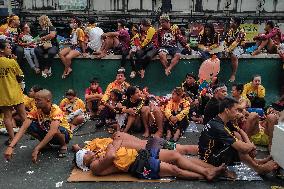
left=19, top=113, right=27, bottom=122
left=76, top=115, right=85, bottom=124
left=141, top=106, right=150, bottom=114
left=65, top=55, right=73, bottom=61
left=159, top=52, right=166, bottom=57
left=152, top=106, right=162, bottom=114
left=169, top=151, right=182, bottom=162
left=171, top=165, right=182, bottom=176
left=59, top=51, right=65, bottom=58
left=174, top=53, right=181, bottom=59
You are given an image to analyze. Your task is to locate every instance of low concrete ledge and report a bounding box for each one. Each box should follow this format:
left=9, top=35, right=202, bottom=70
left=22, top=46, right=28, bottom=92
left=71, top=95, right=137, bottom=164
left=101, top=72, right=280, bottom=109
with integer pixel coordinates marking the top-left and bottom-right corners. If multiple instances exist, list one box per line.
left=54, top=53, right=281, bottom=60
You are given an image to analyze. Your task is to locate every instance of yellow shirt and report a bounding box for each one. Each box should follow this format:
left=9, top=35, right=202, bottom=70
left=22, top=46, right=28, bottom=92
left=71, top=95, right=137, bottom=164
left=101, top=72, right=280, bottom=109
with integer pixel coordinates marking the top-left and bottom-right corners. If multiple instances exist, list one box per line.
left=73, top=28, right=85, bottom=42
left=0, top=57, right=24, bottom=106
left=23, top=95, right=36, bottom=112
left=84, top=138, right=138, bottom=171
left=101, top=80, right=130, bottom=103
left=59, top=97, right=86, bottom=115
left=164, top=99, right=190, bottom=121
left=27, top=104, right=73, bottom=138
left=242, top=82, right=265, bottom=99
left=140, top=26, right=156, bottom=48
left=0, top=24, right=8, bottom=34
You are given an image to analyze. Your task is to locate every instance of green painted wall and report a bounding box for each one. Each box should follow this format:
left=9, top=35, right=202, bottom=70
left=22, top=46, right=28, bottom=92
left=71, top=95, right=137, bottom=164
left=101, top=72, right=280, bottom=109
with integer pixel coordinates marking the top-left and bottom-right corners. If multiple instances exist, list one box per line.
left=22, top=58, right=282, bottom=105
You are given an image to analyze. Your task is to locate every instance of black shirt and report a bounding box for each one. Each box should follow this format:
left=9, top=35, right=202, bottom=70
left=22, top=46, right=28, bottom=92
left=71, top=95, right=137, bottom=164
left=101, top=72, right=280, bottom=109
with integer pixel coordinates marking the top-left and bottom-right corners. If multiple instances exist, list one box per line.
left=39, top=26, right=58, bottom=46
left=203, top=97, right=220, bottom=124
left=182, top=81, right=199, bottom=98
left=198, top=116, right=237, bottom=165
left=122, top=98, right=144, bottom=113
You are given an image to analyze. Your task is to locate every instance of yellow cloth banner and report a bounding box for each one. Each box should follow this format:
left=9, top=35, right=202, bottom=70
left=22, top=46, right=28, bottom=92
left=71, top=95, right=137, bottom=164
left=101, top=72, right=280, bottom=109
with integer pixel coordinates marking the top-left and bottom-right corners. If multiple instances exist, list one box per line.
left=240, top=24, right=259, bottom=42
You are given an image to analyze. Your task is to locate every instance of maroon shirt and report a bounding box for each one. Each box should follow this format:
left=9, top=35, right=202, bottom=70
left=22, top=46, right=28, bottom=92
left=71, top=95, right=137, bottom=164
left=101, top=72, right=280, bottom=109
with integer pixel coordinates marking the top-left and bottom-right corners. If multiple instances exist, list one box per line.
left=118, top=29, right=130, bottom=50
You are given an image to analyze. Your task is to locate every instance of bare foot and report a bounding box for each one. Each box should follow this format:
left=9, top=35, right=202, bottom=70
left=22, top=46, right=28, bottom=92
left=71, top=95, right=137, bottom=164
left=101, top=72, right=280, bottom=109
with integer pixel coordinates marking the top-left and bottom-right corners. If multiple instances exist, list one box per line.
left=62, top=68, right=72, bottom=79
left=34, top=68, right=41, bottom=74
left=222, top=169, right=237, bottom=180
left=257, top=160, right=279, bottom=174
left=206, top=163, right=226, bottom=181
left=252, top=49, right=261, bottom=56
left=229, top=75, right=236, bottom=82
left=165, top=68, right=171, bottom=76
left=95, top=53, right=107, bottom=59
left=139, top=70, right=145, bottom=79
left=255, top=155, right=272, bottom=165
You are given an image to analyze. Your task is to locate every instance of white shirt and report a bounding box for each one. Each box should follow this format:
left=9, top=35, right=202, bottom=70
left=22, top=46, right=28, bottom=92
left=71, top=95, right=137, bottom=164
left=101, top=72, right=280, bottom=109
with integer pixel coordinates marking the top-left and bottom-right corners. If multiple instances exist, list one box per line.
left=87, top=27, right=104, bottom=52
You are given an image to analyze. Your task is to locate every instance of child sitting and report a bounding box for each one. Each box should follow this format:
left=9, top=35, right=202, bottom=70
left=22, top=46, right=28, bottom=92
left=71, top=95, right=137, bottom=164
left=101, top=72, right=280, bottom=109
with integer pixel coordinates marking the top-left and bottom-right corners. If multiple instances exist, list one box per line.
left=59, top=89, right=86, bottom=131
left=127, top=24, right=141, bottom=78
left=85, top=77, right=103, bottom=119
left=164, top=87, right=190, bottom=142
left=99, top=89, right=125, bottom=133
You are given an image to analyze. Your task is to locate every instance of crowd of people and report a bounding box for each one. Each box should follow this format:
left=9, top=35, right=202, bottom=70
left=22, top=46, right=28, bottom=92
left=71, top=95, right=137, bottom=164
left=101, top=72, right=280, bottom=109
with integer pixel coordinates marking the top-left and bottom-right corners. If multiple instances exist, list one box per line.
left=0, top=14, right=283, bottom=80
left=0, top=13, right=284, bottom=181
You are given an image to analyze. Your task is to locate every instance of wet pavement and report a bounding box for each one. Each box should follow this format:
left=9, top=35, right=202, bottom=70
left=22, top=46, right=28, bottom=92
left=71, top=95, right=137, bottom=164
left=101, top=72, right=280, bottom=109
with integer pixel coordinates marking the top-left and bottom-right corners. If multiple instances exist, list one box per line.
left=0, top=121, right=283, bottom=189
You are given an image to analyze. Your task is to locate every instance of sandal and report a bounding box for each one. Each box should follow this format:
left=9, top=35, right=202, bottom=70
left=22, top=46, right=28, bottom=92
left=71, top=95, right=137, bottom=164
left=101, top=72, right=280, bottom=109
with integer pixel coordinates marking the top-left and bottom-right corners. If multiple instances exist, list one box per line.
left=58, top=147, right=67, bottom=158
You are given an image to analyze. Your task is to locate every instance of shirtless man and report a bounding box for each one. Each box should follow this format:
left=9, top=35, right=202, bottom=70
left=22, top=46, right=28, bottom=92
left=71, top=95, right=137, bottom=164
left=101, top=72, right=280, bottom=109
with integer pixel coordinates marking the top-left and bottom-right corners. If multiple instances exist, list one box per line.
left=72, top=131, right=199, bottom=155
left=73, top=135, right=225, bottom=181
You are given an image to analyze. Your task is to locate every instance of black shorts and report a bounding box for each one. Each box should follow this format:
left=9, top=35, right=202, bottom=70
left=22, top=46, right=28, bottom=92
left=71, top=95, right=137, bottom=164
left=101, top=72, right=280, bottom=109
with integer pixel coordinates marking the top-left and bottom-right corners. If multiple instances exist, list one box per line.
left=165, top=117, right=189, bottom=135
left=27, top=121, right=71, bottom=144
left=205, top=146, right=240, bottom=166
left=128, top=148, right=160, bottom=179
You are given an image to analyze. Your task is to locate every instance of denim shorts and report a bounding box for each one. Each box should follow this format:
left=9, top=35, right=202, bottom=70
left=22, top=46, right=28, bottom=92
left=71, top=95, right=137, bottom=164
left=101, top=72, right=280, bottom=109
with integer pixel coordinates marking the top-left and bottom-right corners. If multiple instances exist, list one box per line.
left=27, top=121, right=71, bottom=144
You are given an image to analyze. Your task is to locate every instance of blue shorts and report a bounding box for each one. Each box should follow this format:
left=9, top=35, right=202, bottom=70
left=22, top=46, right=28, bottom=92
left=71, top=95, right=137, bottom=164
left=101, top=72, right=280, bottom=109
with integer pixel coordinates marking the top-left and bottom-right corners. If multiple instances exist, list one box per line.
left=147, top=148, right=161, bottom=179
left=71, top=46, right=82, bottom=53
left=27, top=121, right=71, bottom=144
left=159, top=46, right=181, bottom=56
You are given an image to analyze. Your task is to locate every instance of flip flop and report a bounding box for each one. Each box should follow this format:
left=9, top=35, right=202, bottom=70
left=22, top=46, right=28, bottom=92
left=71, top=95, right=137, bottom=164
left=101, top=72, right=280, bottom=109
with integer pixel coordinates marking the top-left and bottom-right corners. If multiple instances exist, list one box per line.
left=58, top=148, right=67, bottom=158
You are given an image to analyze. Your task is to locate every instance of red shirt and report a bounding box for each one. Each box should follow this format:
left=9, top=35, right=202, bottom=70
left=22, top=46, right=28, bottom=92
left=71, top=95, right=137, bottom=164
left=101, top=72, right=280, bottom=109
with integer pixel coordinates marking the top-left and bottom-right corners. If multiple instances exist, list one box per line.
left=85, top=87, right=103, bottom=96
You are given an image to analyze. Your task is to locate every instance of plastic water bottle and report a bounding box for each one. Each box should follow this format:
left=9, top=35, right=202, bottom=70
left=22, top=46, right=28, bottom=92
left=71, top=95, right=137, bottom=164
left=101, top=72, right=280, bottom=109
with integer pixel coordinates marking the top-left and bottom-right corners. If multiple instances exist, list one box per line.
left=187, top=121, right=199, bottom=132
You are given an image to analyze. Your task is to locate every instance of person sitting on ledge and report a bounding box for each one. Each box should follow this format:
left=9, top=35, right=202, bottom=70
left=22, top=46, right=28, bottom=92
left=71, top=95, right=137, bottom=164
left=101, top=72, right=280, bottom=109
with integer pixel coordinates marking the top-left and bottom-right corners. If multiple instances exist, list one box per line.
left=157, top=15, right=191, bottom=76
left=73, top=133, right=225, bottom=181
left=135, top=19, right=158, bottom=79
left=59, top=17, right=86, bottom=79
left=252, top=20, right=283, bottom=56
left=224, top=17, right=246, bottom=82
left=4, top=89, right=73, bottom=163
left=197, top=23, right=221, bottom=61
left=95, top=19, right=130, bottom=68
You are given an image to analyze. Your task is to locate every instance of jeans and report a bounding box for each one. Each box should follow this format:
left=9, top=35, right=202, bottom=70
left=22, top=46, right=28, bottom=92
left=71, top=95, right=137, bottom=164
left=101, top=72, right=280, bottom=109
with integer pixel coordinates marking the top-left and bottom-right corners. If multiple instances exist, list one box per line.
left=34, top=46, right=59, bottom=70
left=24, top=48, right=39, bottom=69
